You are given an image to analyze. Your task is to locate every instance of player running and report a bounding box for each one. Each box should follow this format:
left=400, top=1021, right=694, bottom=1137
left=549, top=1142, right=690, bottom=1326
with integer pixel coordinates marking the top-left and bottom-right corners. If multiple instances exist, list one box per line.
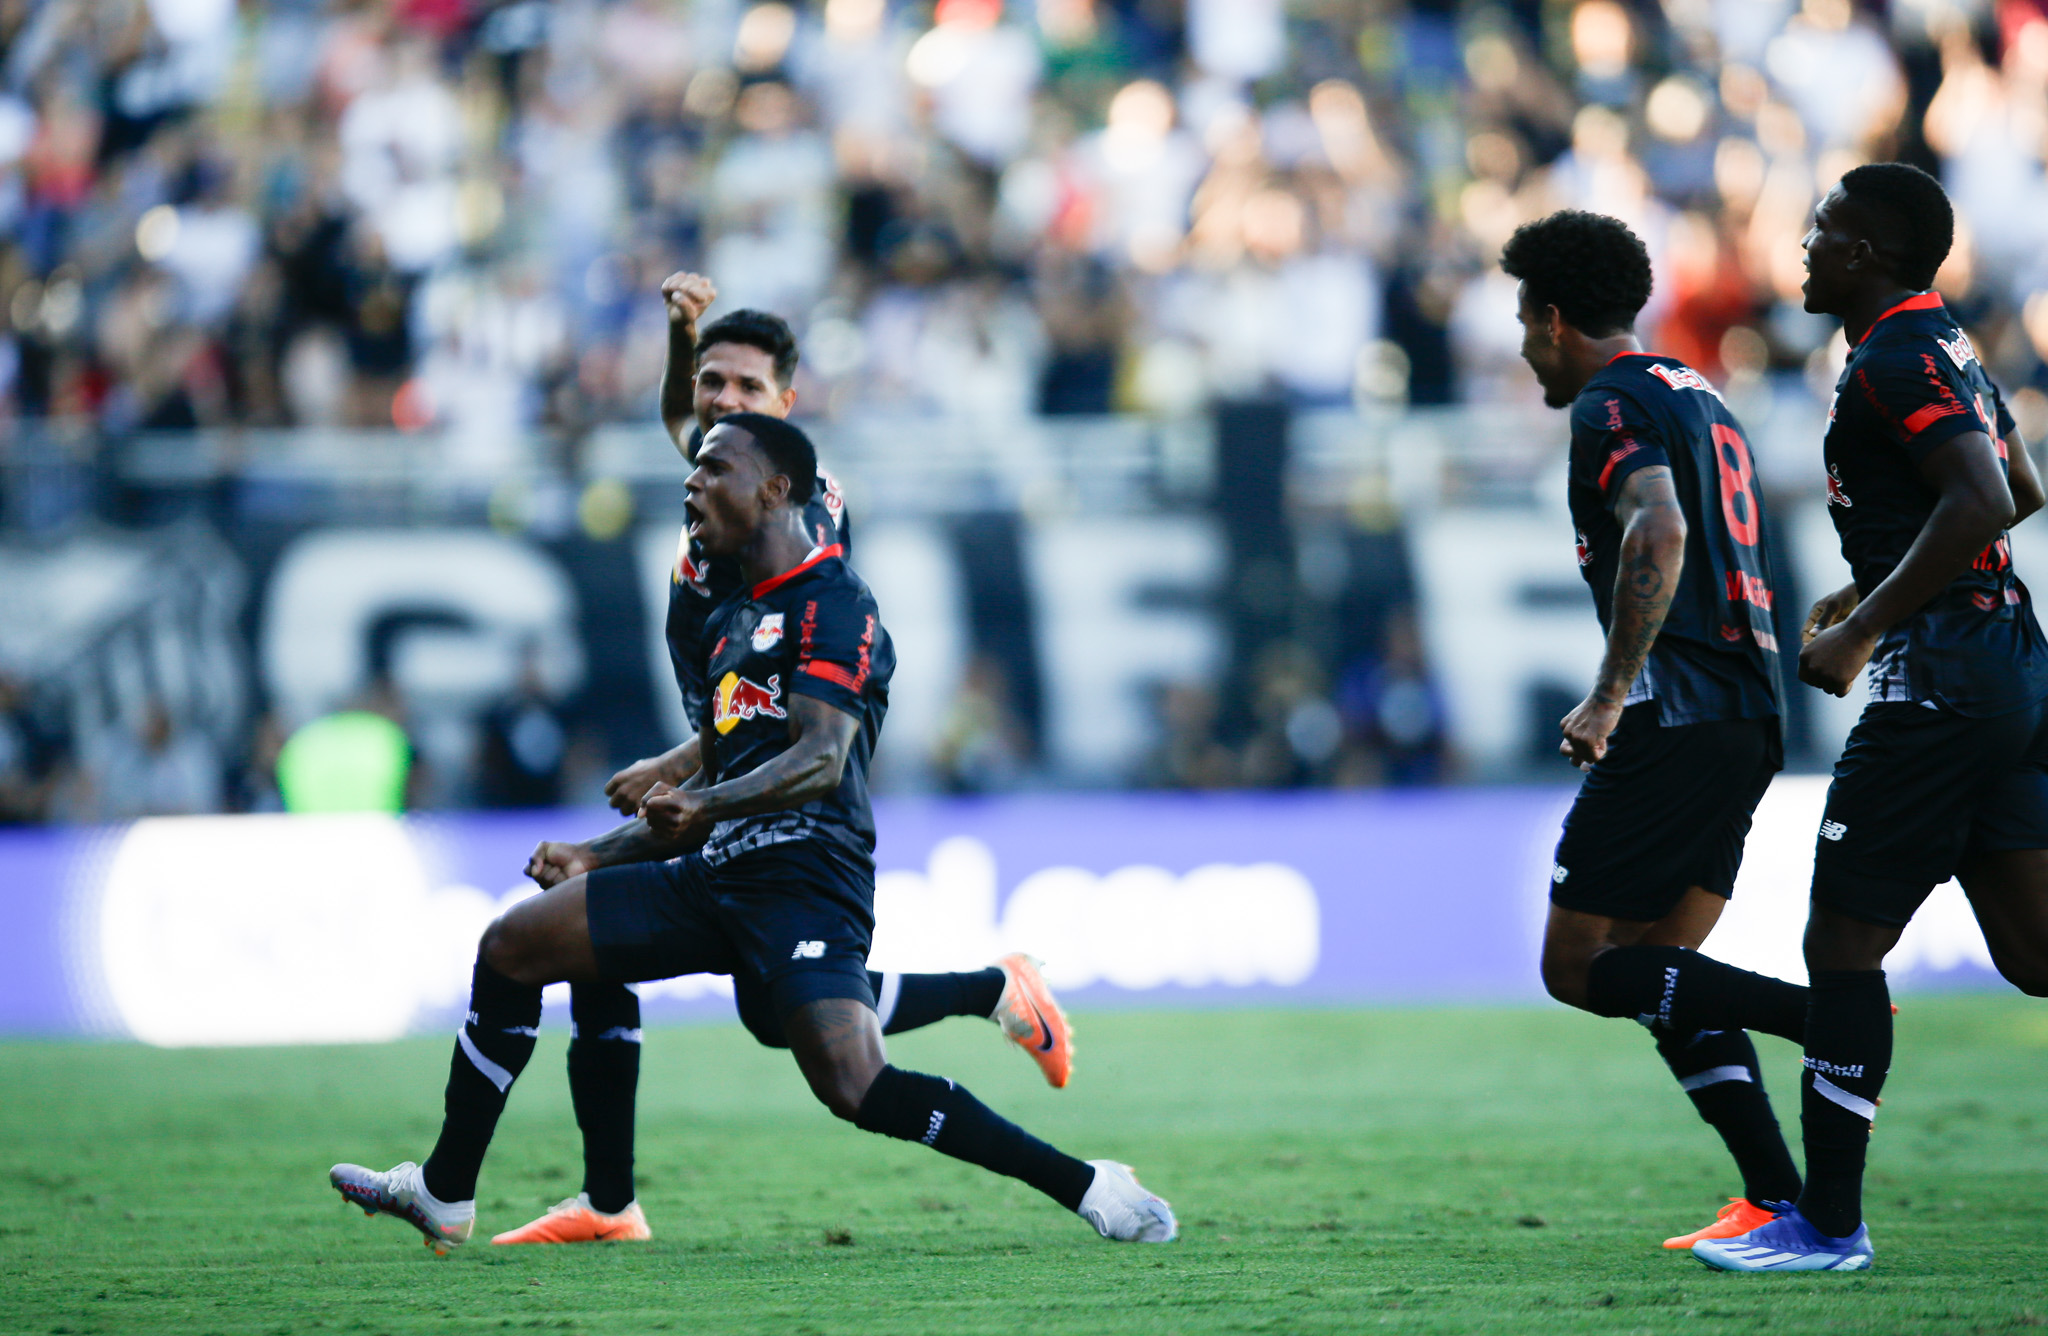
left=330, top=415, right=1176, bottom=1253
left=1503, top=210, right=1812, bottom=1252
left=1695, top=164, right=2048, bottom=1272
left=503, top=278, right=1071, bottom=1246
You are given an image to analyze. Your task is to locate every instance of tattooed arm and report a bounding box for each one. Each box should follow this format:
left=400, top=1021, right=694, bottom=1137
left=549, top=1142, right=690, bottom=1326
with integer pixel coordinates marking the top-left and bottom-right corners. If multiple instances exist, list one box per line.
left=638, top=697, right=860, bottom=846
left=1561, top=465, right=1687, bottom=767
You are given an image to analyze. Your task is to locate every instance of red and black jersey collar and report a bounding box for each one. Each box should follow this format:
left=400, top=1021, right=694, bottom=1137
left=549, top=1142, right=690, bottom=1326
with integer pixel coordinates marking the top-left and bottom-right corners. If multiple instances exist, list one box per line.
left=752, top=543, right=843, bottom=599
left=1855, top=292, right=1944, bottom=347
left=1605, top=350, right=1659, bottom=363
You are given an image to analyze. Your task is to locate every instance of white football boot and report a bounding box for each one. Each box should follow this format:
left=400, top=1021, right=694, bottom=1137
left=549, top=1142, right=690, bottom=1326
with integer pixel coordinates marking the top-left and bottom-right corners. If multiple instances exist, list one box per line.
left=330, top=1160, right=475, bottom=1255
left=1077, top=1160, right=1178, bottom=1242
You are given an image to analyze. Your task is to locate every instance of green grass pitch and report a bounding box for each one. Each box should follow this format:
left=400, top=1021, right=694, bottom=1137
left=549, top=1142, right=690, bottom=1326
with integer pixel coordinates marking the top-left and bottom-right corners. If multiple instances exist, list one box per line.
left=3, top=997, right=2045, bottom=1335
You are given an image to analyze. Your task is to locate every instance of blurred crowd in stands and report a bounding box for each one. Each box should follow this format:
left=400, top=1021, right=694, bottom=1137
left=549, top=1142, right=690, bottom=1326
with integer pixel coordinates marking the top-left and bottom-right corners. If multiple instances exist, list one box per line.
left=3, top=0, right=2048, bottom=819
left=0, top=0, right=2044, bottom=443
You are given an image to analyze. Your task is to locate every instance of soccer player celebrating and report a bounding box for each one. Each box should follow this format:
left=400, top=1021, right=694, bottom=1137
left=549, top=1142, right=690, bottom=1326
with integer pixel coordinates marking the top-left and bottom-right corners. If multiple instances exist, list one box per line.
left=330, top=415, right=1176, bottom=1253
left=502, top=277, right=1073, bottom=1245
left=1695, top=164, right=2048, bottom=1272
left=1503, top=210, right=1813, bottom=1251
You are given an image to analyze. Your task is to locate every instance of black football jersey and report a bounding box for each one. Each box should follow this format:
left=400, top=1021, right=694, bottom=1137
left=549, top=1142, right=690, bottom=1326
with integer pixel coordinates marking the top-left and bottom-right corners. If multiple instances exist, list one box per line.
left=1823, top=293, right=2048, bottom=716
left=1567, top=353, right=1783, bottom=726
left=667, top=422, right=851, bottom=725
left=695, top=545, right=894, bottom=869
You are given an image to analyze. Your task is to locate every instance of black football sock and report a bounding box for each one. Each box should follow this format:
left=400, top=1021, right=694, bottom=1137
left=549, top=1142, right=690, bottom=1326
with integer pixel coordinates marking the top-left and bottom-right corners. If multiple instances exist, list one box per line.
left=1655, top=1027, right=1801, bottom=1209
left=871, top=969, right=1008, bottom=1035
left=854, top=1065, right=1096, bottom=1211
left=1796, top=969, right=1890, bottom=1238
left=1585, top=945, right=1807, bottom=1042
left=568, top=982, right=641, bottom=1214
left=422, top=959, right=542, bottom=1205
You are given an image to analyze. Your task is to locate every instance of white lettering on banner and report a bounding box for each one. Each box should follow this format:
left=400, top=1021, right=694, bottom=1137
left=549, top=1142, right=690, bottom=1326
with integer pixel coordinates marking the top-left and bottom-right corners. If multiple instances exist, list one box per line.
left=1027, top=517, right=1225, bottom=782
left=261, top=530, right=583, bottom=722
left=97, top=816, right=430, bottom=1047
left=869, top=836, right=1319, bottom=990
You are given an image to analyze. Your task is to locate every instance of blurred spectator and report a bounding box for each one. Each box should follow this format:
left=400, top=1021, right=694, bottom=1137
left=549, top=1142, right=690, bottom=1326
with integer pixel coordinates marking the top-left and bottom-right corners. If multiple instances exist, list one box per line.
left=474, top=647, right=567, bottom=810
left=0, top=0, right=2035, bottom=437
left=0, top=672, right=69, bottom=824
left=86, top=698, right=224, bottom=821
left=1334, top=607, right=1449, bottom=788
left=932, top=652, right=1029, bottom=793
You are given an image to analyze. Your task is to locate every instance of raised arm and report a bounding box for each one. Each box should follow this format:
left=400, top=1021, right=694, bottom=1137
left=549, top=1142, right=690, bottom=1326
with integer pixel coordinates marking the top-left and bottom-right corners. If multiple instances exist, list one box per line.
left=638, top=697, right=859, bottom=845
left=658, top=272, right=717, bottom=453
left=1800, top=430, right=2015, bottom=696
left=1561, top=465, right=1686, bottom=767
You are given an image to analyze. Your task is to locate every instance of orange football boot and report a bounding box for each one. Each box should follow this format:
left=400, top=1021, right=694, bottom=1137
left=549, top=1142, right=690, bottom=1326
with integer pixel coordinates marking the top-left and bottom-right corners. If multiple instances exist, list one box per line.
left=1663, top=1197, right=1777, bottom=1250
left=992, top=953, right=1073, bottom=1088
left=491, top=1194, right=651, bottom=1245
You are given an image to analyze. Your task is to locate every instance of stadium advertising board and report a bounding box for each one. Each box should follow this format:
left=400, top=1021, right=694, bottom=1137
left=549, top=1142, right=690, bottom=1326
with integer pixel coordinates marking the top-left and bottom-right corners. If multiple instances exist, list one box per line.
left=0, top=782, right=2003, bottom=1046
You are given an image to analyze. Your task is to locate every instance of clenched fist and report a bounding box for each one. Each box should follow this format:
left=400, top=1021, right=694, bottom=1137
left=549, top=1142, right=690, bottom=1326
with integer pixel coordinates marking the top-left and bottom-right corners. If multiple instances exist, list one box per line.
left=662, top=272, right=717, bottom=328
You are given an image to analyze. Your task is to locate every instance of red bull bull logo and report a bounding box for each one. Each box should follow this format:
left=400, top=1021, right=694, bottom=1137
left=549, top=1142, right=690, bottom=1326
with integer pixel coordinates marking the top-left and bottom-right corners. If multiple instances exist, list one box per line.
left=714, top=672, right=787, bottom=734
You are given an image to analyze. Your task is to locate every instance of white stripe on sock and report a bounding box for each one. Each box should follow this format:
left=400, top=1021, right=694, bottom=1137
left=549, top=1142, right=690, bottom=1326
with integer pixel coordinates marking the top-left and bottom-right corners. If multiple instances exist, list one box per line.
left=1680, top=1064, right=1755, bottom=1091
left=596, top=1026, right=642, bottom=1043
left=875, top=972, right=902, bottom=1029
left=1811, top=1072, right=1877, bottom=1120
left=458, top=1027, right=516, bottom=1093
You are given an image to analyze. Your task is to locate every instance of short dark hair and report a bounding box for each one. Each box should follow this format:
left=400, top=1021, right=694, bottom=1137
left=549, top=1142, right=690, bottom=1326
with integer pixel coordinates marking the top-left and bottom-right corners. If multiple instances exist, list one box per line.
left=713, top=411, right=816, bottom=506
left=1499, top=210, right=1654, bottom=337
left=1837, top=162, right=1953, bottom=291
left=696, top=309, right=799, bottom=388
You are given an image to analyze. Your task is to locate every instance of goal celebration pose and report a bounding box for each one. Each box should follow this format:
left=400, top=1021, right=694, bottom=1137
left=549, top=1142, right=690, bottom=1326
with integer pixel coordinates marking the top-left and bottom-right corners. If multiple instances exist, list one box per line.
left=504, top=281, right=1074, bottom=1245
left=330, top=415, right=1175, bottom=1252
left=1696, top=163, right=2048, bottom=1272
left=1504, top=210, right=1811, bottom=1251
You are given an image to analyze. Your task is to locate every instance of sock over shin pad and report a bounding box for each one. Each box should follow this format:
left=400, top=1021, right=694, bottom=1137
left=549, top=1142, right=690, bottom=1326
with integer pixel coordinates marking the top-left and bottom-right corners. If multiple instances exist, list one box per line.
left=423, top=959, right=542, bottom=1204
left=1655, top=1027, right=1801, bottom=1207
left=1797, top=968, right=1891, bottom=1238
left=1585, top=944, right=1807, bottom=1042
left=569, top=982, right=641, bottom=1214
left=871, top=969, right=1008, bottom=1035
left=854, top=1065, right=1095, bottom=1211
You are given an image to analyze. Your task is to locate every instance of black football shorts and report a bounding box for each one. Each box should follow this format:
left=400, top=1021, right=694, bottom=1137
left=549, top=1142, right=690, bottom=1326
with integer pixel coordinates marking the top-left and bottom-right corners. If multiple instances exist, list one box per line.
left=1812, top=699, right=2048, bottom=926
left=585, top=841, right=877, bottom=1020
left=1550, top=703, right=1782, bottom=922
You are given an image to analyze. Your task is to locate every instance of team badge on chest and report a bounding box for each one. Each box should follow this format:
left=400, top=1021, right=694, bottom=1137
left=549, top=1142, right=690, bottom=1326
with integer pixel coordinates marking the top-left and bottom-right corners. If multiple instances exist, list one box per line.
left=751, top=612, right=785, bottom=653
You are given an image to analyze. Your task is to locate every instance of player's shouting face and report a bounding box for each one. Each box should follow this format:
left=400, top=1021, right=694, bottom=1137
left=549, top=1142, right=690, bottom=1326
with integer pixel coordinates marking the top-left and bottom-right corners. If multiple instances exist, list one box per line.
left=695, top=342, right=796, bottom=429
left=685, top=422, right=794, bottom=558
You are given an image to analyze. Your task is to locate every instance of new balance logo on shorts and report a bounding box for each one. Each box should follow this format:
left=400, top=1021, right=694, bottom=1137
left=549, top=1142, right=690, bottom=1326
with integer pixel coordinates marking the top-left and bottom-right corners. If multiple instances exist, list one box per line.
left=791, top=940, right=826, bottom=959
left=1819, top=820, right=1847, bottom=842
left=1551, top=864, right=1568, bottom=884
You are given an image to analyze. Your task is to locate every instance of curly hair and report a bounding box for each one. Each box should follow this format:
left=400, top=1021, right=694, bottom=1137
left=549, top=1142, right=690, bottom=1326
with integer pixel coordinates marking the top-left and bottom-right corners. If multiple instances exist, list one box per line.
left=1837, top=162, right=1953, bottom=292
left=1499, top=210, right=1654, bottom=337
left=697, top=308, right=800, bottom=389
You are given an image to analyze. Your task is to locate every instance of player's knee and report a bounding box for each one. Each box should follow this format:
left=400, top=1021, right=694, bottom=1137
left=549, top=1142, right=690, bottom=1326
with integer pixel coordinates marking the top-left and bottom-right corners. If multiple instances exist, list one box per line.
left=1539, top=946, right=1591, bottom=1010
left=478, top=917, right=518, bottom=976
left=478, top=914, right=544, bottom=984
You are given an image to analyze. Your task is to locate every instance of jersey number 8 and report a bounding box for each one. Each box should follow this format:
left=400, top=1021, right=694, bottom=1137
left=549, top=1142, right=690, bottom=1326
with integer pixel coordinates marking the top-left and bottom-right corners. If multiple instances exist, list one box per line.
left=1712, top=424, right=1760, bottom=548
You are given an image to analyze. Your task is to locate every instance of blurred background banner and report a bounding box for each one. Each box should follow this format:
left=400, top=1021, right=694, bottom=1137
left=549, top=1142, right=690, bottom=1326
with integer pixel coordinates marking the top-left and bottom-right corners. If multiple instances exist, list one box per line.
left=3, top=0, right=2045, bottom=1032
left=0, top=784, right=2001, bottom=1045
